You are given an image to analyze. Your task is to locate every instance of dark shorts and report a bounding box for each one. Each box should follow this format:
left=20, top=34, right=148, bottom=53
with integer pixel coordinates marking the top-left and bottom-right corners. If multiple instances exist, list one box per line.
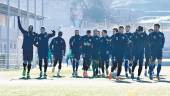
left=23, top=50, right=33, bottom=61
left=113, top=57, right=124, bottom=62
left=124, top=53, right=133, bottom=60
left=38, top=51, right=48, bottom=59
left=150, top=49, right=163, bottom=61
left=134, top=54, right=144, bottom=60
left=113, top=50, right=124, bottom=59
left=114, top=54, right=124, bottom=60
left=83, top=57, right=91, bottom=67
left=124, top=48, right=133, bottom=60
left=54, top=55, right=63, bottom=60
left=133, top=50, right=144, bottom=60
left=101, top=56, right=110, bottom=61
left=72, top=53, right=81, bottom=60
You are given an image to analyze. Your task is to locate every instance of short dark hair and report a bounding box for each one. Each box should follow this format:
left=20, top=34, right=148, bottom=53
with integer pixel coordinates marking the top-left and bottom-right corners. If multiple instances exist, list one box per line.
left=86, top=30, right=91, bottom=34
left=119, top=26, right=124, bottom=29
left=58, top=31, right=63, bottom=36
left=126, top=25, right=130, bottom=28
left=41, top=27, right=45, bottom=29
left=113, top=28, right=118, bottom=32
left=154, top=24, right=160, bottom=28
left=75, top=30, right=79, bottom=32
left=102, top=30, right=107, bottom=33
left=138, top=26, right=143, bottom=31
left=148, top=29, right=154, bottom=32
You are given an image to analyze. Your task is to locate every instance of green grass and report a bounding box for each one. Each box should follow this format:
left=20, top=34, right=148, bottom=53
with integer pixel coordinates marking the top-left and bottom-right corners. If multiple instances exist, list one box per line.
left=0, top=66, right=170, bottom=96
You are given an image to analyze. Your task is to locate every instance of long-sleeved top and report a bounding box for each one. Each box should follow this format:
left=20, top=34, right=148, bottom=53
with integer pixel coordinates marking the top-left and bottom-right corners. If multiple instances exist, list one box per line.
left=69, top=35, right=82, bottom=56
left=34, top=31, right=55, bottom=59
left=111, top=33, right=128, bottom=58
left=18, top=16, right=37, bottom=52
left=100, top=36, right=110, bottom=59
left=149, top=31, right=165, bottom=51
left=50, top=36, right=66, bottom=58
left=81, top=35, right=93, bottom=58
left=92, top=35, right=101, bottom=59
left=132, top=32, right=147, bottom=57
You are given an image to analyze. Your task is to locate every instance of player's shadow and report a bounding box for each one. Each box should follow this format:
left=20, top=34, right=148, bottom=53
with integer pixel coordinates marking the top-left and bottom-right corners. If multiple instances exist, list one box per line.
left=34, top=77, right=53, bottom=80
left=34, top=77, right=46, bottom=80
left=53, top=76, right=66, bottom=78
left=153, top=76, right=166, bottom=80
left=159, top=75, right=167, bottom=77
left=137, top=80, right=153, bottom=83
left=17, top=77, right=29, bottom=80
left=157, top=80, right=170, bottom=83
left=114, top=80, right=132, bottom=83
left=70, top=76, right=84, bottom=78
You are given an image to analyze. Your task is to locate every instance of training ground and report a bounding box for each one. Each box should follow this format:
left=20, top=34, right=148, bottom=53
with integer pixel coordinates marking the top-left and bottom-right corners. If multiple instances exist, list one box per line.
left=0, top=65, right=170, bottom=96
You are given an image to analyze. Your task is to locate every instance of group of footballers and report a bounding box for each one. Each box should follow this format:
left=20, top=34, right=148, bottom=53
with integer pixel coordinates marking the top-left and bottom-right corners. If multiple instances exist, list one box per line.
left=18, top=16, right=165, bottom=81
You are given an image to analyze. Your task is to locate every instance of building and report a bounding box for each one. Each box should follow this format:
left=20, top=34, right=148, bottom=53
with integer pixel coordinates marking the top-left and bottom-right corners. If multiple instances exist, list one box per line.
left=0, top=0, right=44, bottom=69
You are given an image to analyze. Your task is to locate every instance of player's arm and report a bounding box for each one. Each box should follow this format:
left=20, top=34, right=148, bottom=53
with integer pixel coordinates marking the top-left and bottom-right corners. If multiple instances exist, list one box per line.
left=49, top=39, right=54, bottom=53
left=62, top=39, right=66, bottom=56
left=17, top=16, right=27, bottom=34
left=69, top=37, right=73, bottom=49
left=33, top=35, right=39, bottom=47
left=161, top=33, right=165, bottom=49
left=48, top=30, right=56, bottom=38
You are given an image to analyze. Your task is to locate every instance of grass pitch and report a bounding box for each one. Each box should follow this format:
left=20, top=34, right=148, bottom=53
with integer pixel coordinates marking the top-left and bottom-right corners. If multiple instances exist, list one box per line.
left=0, top=65, right=170, bottom=96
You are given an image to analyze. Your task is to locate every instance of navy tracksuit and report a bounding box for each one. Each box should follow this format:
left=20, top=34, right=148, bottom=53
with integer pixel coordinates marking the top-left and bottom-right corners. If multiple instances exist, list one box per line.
left=18, top=16, right=37, bottom=74
left=69, top=35, right=82, bottom=72
left=34, top=32, right=55, bottom=73
left=91, top=35, right=101, bottom=76
left=124, top=32, right=134, bottom=59
left=132, top=32, right=147, bottom=77
left=144, top=33, right=151, bottom=70
left=124, top=32, right=134, bottom=74
left=149, top=32, right=165, bottom=60
left=149, top=31, right=165, bottom=77
left=100, top=36, right=110, bottom=74
left=82, top=35, right=93, bottom=71
left=50, top=36, right=66, bottom=70
left=110, top=33, right=127, bottom=76
left=18, top=17, right=37, bottom=62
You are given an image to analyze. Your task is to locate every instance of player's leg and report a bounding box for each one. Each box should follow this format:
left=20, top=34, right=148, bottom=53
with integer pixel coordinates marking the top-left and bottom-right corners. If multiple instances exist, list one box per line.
left=86, top=58, right=91, bottom=77
left=27, top=60, right=32, bottom=79
left=92, top=59, right=96, bottom=77
left=144, top=57, right=150, bottom=76
left=57, top=57, right=62, bottom=77
left=101, top=59, right=105, bottom=77
left=72, top=57, right=76, bottom=77
left=22, top=51, right=28, bottom=78
left=44, top=58, right=48, bottom=78
left=129, top=59, right=133, bottom=75
left=75, top=55, right=80, bottom=77
left=75, top=59, right=79, bottom=77
left=156, top=49, right=163, bottom=80
left=52, top=57, right=58, bottom=74
left=95, top=59, right=99, bottom=77
left=124, top=59, right=129, bottom=78
left=39, top=59, right=43, bottom=78
left=82, top=57, right=86, bottom=77
left=131, top=58, right=138, bottom=79
left=116, top=59, right=123, bottom=80
left=149, top=57, right=156, bottom=80
left=109, top=58, right=117, bottom=79
left=22, top=60, right=27, bottom=77
left=83, top=57, right=89, bottom=77
left=157, top=59, right=162, bottom=80
left=105, top=59, right=109, bottom=76
left=137, top=58, right=144, bottom=81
